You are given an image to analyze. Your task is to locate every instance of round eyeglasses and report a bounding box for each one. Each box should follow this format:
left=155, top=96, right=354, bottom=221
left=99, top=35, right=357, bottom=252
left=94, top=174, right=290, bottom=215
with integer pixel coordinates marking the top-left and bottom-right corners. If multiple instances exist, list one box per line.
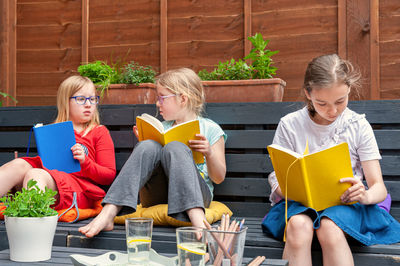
left=156, top=94, right=177, bottom=105
left=70, top=96, right=99, bottom=105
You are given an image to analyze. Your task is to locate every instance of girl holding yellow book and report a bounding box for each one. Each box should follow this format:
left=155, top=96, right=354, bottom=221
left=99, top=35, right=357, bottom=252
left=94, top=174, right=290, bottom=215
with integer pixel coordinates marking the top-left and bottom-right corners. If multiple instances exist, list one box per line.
left=80, top=68, right=227, bottom=237
left=262, top=54, right=400, bottom=266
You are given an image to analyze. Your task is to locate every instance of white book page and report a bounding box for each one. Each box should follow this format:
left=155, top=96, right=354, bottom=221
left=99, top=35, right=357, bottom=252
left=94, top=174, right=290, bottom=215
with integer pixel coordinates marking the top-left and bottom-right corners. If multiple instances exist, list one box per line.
left=140, top=113, right=164, bottom=133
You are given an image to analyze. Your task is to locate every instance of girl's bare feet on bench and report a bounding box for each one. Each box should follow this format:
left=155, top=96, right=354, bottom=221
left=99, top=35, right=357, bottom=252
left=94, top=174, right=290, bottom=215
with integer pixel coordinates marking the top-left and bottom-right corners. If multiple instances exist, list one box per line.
left=79, top=204, right=121, bottom=238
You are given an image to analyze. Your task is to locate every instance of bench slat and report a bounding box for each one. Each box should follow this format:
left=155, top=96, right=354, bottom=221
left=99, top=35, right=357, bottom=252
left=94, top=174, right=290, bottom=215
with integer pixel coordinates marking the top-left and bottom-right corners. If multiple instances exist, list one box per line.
left=1, top=130, right=400, bottom=151
left=214, top=177, right=270, bottom=197
left=223, top=201, right=271, bottom=217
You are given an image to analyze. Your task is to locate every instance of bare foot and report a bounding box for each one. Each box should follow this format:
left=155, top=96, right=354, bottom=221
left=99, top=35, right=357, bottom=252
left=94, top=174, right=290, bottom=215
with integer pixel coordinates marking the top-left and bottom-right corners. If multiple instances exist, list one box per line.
left=78, top=204, right=120, bottom=238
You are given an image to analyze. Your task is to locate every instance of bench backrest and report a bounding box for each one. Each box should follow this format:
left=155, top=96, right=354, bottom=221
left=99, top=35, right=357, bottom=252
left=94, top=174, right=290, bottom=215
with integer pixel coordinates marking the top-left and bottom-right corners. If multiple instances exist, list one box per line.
left=0, top=101, right=399, bottom=220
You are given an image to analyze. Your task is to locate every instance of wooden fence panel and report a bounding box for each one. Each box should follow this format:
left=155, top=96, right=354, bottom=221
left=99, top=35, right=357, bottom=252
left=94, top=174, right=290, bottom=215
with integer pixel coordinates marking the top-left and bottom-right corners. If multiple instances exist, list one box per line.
left=252, top=2, right=338, bottom=100
left=379, top=0, right=400, bottom=99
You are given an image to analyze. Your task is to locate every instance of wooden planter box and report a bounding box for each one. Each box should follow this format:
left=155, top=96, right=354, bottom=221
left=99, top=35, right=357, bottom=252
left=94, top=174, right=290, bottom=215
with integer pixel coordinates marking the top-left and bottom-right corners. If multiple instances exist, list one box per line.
left=203, top=78, right=285, bottom=102
left=99, top=78, right=285, bottom=104
left=100, top=83, right=157, bottom=104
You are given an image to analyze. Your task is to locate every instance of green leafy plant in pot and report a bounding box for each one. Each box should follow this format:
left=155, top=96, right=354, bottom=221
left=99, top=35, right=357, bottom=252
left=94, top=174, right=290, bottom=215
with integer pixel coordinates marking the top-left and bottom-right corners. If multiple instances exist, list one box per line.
left=77, top=60, right=122, bottom=98
left=77, top=60, right=157, bottom=101
left=0, top=179, right=58, bottom=262
left=198, top=33, right=279, bottom=81
left=197, top=33, right=285, bottom=103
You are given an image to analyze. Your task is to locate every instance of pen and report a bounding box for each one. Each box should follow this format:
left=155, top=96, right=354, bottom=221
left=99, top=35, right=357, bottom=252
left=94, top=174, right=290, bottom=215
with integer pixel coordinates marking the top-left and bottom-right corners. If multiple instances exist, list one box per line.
left=239, top=219, right=245, bottom=231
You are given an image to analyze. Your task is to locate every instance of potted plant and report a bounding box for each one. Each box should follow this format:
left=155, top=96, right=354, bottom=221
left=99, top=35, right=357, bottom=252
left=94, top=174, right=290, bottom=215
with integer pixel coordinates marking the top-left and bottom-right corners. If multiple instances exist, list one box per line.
left=0, top=179, right=58, bottom=262
left=78, top=60, right=157, bottom=104
left=198, top=33, right=285, bottom=102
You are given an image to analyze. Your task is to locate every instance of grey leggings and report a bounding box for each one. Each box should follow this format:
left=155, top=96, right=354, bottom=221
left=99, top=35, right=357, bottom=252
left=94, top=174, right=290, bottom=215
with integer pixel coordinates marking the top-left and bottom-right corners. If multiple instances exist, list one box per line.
left=103, top=140, right=212, bottom=222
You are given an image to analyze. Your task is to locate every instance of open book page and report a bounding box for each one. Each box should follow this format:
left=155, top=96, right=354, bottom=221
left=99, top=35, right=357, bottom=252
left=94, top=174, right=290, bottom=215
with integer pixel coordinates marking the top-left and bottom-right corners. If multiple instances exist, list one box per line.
left=136, top=115, right=163, bottom=143
left=135, top=114, right=204, bottom=164
left=140, top=113, right=164, bottom=133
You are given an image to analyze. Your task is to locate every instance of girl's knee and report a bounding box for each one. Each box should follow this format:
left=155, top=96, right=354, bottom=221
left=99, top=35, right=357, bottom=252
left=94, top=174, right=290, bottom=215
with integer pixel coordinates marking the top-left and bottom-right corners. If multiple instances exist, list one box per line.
left=286, top=215, right=314, bottom=246
left=161, top=141, right=190, bottom=159
left=163, top=141, right=188, bottom=153
left=137, top=140, right=162, bottom=151
left=23, top=168, right=56, bottom=191
left=3, top=158, right=32, bottom=171
left=135, top=140, right=162, bottom=157
left=316, top=218, right=346, bottom=246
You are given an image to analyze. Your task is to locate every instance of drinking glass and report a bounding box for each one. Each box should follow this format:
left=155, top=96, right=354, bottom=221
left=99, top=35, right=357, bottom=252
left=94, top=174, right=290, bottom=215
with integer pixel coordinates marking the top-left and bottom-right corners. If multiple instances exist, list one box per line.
left=125, top=217, right=153, bottom=265
left=176, top=227, right=206, bottom=266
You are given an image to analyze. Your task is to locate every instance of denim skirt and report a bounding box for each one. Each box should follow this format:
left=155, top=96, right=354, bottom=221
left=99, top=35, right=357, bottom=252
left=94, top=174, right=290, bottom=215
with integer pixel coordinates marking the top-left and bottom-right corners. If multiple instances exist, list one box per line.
left=261, top=200, right=400, bottom=246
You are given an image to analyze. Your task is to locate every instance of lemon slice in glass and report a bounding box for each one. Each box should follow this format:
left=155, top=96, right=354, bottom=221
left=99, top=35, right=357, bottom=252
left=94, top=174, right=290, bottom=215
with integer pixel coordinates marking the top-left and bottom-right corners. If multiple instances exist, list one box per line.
left=177, top=243, right=206, bottom=255
left=127, top=238, right=151, bottom=244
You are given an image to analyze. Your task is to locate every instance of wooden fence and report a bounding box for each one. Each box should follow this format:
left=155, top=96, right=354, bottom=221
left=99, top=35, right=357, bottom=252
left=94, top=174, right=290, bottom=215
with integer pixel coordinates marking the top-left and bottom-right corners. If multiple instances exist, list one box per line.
left=0, top=0, right=399, bottom=106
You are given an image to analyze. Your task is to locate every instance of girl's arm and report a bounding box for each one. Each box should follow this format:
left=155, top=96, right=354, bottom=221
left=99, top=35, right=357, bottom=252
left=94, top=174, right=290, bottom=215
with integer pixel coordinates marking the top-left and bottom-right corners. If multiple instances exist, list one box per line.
left=80, top=127, right=116, bottom=185
left=190, top=135, right=226, bottom=184
left=341, top=159, right=387, bottom=205
left=204, top=136, right=226, bottom=184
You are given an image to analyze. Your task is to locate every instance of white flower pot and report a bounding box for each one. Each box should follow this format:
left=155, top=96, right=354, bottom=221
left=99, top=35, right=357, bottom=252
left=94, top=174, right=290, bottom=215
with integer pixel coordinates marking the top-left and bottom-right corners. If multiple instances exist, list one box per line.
left=5, top=215, right=58, bottom=262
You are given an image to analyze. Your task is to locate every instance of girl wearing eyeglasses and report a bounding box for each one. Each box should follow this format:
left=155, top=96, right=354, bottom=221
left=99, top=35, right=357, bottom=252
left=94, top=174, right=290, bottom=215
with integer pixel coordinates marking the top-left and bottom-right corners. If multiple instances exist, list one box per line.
left=79, top=68, right=227, bottom=237
left=0, top=75, right=116, bottom=215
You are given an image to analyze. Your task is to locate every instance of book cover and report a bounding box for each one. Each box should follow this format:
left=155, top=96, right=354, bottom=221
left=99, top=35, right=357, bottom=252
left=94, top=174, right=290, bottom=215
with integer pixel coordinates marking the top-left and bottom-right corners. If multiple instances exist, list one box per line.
left=267, top=142, right=355, bottom=211
left=136, top=113, right=204, bottom=164
left=33, top=121, right=81, bottom=173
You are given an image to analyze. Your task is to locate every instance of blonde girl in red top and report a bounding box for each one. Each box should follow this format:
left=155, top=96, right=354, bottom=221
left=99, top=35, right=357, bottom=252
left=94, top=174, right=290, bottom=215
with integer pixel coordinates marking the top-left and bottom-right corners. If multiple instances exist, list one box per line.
left=0, top=75, right=116, bottom=212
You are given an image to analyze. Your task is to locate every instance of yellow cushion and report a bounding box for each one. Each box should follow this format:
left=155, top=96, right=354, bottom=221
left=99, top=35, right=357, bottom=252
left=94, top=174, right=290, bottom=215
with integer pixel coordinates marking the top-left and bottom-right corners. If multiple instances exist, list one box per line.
left=114, top=201, right=233, bottom=227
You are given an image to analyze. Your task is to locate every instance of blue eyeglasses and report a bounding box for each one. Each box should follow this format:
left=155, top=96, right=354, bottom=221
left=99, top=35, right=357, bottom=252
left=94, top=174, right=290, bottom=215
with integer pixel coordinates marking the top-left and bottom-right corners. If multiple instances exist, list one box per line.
left=70, top=96, right=99, bottom=105
left=156, top=94, right=177, bottom=105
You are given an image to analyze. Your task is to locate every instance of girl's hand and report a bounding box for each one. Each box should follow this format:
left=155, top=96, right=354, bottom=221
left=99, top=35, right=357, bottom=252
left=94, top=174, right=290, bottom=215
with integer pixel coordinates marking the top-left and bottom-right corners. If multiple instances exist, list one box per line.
left=71, top=143, right=86, bottom=164
left=133, top=126, right=139, bottom=140
left=189, top=134, right=212, bottom=157
left=340, top=177, right=369, bottom=204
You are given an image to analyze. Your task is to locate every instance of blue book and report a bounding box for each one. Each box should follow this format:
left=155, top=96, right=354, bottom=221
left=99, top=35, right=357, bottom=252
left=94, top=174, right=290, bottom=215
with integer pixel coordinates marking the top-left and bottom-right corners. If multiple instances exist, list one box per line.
left=33, top=121, right=81, bottom=173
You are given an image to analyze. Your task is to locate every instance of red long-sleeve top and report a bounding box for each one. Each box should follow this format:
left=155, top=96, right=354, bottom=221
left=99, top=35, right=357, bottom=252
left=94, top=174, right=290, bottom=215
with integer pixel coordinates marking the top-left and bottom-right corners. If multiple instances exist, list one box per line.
left=22, top=125, right=116, bottom=209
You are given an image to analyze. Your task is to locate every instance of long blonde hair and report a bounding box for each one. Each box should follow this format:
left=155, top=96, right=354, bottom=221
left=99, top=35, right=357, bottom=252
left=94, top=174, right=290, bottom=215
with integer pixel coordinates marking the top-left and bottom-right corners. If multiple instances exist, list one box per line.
left=303, top=54, right=361, bottom=116
left=156, top=68, right=205, bottom=116
left=55, top=75, right=100, bottom=135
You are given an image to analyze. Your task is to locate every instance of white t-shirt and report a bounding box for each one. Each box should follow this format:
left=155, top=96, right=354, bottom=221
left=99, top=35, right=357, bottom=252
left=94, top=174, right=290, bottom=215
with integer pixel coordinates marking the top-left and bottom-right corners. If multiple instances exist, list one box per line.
left=268, top=107, right=382, bottom=204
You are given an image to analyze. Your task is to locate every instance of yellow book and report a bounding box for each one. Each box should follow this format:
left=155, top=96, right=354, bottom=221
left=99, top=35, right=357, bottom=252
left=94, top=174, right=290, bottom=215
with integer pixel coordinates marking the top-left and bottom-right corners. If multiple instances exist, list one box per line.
left=267, top=142, right=355, bottom=211
left=136, top=113, right=204, bottom=164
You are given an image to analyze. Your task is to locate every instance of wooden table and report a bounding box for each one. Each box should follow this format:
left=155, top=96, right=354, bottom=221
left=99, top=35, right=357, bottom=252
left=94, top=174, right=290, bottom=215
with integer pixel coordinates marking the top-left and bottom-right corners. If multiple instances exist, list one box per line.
left=0, top=246, right=288, bottom=265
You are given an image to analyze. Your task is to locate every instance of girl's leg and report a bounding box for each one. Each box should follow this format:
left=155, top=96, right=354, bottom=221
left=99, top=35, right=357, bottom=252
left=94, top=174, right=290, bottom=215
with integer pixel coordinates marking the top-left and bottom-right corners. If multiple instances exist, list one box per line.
left=0, top=158, right=33, bottom=196
left=22, top=168, right=57, bottom=192
left=187, top=207, right=207, bottom=228
left=79, top=203, right=122, bottom=238
left=316, top=217, right=354, bottom=266
left=79, top=140, right=162, bottom=237
left=160, top=141, right=212, bottom=227
left=283, top=214, right=314, bottom=266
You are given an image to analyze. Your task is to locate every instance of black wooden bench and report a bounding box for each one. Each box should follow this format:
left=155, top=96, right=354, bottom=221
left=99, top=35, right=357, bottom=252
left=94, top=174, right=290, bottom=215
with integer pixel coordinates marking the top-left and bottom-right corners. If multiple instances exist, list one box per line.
left=0, top=101, right=399, bottom=265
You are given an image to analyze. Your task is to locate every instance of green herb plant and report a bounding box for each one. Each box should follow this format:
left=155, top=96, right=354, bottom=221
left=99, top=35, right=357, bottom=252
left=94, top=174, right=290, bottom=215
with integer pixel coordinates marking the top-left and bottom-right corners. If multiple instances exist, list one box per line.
left=121, top=61, right=156, bottom=85
left=198, top=59, right=253, bottom=81
left=77, top=61, right=122, bottom=97
left=244, top=33, right=279, bottom=79
left=198, top=33, right=279, bottom=80
left=78, top=60, right=157, bottom=97
left=0, top=179, right=58, bottom=217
